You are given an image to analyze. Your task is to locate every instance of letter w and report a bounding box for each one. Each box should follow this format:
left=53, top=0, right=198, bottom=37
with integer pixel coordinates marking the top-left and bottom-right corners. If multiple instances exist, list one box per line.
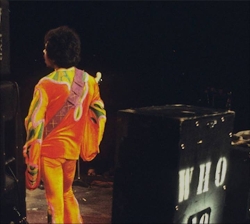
left=178, top=167, right=194, bottom=203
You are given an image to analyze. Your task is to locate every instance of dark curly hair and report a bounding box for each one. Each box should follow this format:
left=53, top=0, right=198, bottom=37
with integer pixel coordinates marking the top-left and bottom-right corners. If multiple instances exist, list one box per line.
left=44, top=26, right=81, bottom=68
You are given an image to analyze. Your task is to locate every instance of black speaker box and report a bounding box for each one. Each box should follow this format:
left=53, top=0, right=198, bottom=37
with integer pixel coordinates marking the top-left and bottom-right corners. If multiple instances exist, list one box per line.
left=0, top=0, right=10, bottom=78
left=0, top=81, right=26, bottom=223
left=112, top=104, right=235, bottom=224
left=223, top=145, right=250, bottom=223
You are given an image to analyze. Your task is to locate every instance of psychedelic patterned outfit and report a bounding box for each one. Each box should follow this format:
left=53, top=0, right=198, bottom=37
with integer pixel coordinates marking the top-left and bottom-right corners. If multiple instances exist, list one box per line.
left=23, top=67, right=106, bottom=223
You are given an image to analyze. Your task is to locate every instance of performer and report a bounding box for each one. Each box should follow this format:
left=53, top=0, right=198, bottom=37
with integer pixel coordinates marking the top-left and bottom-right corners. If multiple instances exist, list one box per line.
left=23, top=26, right=106, bottom=223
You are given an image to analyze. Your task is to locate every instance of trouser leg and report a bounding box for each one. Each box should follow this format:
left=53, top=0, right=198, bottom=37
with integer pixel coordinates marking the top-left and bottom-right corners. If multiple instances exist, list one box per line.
left=41, top=157, right=64, bottom=224
left=63, top=159, right=83, bottom=223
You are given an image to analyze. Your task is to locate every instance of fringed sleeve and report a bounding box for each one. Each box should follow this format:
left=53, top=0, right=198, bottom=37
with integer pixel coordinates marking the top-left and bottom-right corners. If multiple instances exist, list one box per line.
left=23, top=86, right=48, bottom=189
left=80, top=78, right=106, bottom=161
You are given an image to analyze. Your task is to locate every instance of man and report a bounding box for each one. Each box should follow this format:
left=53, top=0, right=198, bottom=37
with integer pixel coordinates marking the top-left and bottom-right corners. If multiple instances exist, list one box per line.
left=23, top=26, right=106, bottom=223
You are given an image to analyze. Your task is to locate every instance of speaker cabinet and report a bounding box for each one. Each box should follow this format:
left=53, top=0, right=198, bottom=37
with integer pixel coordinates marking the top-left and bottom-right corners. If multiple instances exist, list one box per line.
left=223, top=145, right=250, bottom=223
left=0, top=81, right=26, bottom=223
left=0, top=0, right=10, bottom=78
left=112, top=104, right=235, bottom=224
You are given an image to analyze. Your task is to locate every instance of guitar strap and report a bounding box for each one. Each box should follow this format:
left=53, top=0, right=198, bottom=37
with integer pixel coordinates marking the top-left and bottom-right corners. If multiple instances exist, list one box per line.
left=43, top=68, right=84, bottom=139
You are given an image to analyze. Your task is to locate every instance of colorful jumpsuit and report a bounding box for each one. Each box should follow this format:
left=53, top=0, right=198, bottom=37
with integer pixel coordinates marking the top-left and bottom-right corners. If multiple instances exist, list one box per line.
left=23, top=67, right=106, bottom=223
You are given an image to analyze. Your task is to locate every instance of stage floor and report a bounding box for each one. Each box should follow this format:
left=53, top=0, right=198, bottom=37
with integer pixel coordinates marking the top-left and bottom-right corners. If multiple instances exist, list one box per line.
left=26, top=175, right=113, bottom=224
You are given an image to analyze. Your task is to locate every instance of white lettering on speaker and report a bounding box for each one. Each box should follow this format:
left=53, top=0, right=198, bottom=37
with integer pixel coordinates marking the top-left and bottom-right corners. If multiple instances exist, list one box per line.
left=178, top=157, right=227, bottom=203
left=188, top=207, right=211, bottom=224
left=191, top=214, right=210, bottom=224
left=199, top=213, right=210, bottom=224
left=191, top=216, right=197, bottom=224
left=178, top=167, right=194, bottom=202
left=215, top=157, right=227, bottom=187
left=197, top=162, right=211, bottom=195
left=178, top=157, right=228, bottom=223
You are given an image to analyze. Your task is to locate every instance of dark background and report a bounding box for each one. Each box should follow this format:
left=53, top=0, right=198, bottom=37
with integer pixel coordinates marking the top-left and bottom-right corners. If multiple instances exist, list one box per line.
left=7, top=1, right=250, bottom=173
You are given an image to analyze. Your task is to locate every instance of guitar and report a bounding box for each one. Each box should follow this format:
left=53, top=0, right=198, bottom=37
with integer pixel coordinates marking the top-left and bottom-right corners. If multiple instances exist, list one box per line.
left=95, top=72, right=102, bottom=85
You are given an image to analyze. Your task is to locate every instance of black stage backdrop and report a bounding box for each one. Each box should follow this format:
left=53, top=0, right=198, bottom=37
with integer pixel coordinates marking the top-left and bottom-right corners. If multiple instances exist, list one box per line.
left=6, top=1, right=250, bottom=172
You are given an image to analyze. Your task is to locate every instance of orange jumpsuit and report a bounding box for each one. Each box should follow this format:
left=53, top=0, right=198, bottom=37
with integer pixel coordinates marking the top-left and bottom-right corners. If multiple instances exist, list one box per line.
left=23, top=67, right=106, bottom=223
